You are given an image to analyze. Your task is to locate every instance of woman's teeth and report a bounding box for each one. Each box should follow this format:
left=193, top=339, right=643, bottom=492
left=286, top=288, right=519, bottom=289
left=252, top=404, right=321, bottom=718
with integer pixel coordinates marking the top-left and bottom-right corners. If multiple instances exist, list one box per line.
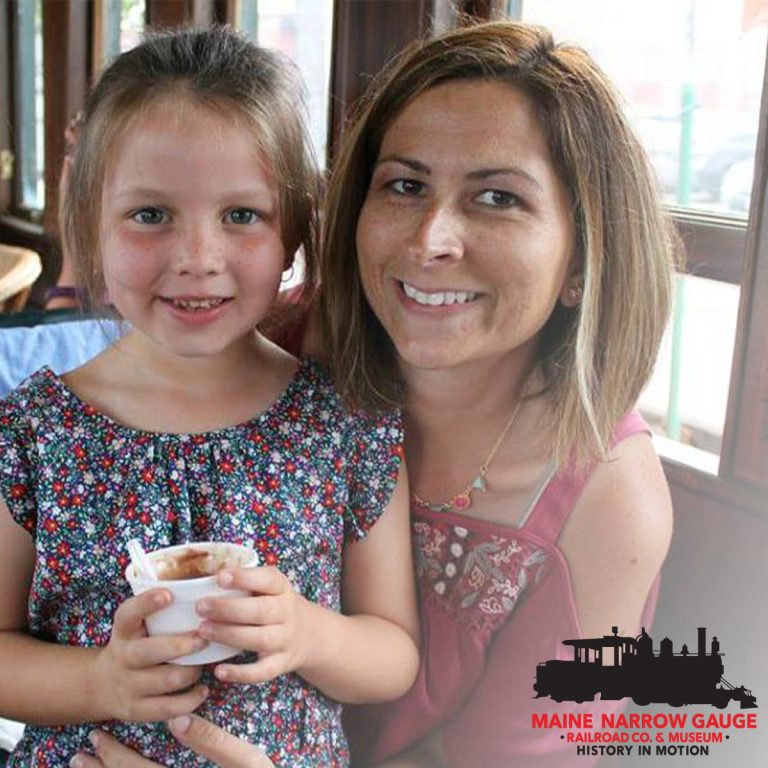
left=401, top=281, right=478, bottom=307
left=169, top=297, right=226, bottom=311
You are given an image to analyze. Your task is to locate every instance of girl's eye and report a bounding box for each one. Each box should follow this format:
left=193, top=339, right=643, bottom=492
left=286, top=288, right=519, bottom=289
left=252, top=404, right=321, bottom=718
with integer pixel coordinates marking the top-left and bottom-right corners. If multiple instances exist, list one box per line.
left=225, top=208, right=260, bottom=225
left=476, top=189, right=521, bottom=208
left=389, top=179, right=426, bottom=197
left=132, top=208, right=167, bottom=225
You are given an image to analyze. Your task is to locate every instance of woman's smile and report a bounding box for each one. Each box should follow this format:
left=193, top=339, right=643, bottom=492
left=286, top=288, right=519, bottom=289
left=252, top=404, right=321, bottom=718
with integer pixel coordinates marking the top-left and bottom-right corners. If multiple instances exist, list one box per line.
left=398, top=279, right=482, bottom=310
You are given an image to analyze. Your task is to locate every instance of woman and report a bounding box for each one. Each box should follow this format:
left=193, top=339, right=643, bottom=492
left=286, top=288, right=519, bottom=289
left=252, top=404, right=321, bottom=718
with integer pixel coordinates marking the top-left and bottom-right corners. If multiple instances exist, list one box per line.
left=73, top=20, right=677, bottom=768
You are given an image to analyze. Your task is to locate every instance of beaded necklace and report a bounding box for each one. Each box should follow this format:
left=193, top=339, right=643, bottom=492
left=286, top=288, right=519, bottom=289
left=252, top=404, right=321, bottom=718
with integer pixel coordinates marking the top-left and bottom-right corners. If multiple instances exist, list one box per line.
left=410, top=394, right=525, bottom=514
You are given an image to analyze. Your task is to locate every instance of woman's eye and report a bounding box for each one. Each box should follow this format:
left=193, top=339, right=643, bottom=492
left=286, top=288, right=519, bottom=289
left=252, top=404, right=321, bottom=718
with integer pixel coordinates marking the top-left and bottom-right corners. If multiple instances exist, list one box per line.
left=226, top=208, right=260, bottom=225
left=476, top=189, right=521, bottom=208
left=132, top=208, right=167, bottom=225
left=389, top=179, right=425, bottom=197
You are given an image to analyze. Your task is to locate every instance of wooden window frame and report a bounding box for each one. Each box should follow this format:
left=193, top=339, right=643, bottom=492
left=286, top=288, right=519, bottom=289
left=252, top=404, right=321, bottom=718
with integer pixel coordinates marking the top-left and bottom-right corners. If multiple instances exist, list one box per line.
left=0, top=0, right=90, bottom=303
left=635, top=50, right=768, bottom=512
left=327, top=0, right=434, bottom=163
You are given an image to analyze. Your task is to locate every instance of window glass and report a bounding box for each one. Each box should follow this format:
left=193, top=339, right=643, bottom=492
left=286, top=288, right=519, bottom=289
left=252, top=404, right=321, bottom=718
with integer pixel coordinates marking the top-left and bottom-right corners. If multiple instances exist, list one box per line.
left=119, top=0, right=146, bottom=52
left=100, top=0, right=146, bottom=65
left=516, top=0, right=767, bottom=219
left=511, top=1, right=765, bottom=467
left=236, top=0, right=334, bottom=165
left=15, top=0, right=45, bottom=215
left=638, top=275, right=740, bottom=470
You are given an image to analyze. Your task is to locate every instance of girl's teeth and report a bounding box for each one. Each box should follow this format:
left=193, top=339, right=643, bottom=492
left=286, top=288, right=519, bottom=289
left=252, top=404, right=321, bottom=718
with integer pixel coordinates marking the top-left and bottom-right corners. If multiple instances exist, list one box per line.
left=402, top=281, right=477, bottom=307
left=171, top=298, right=225, bottom=311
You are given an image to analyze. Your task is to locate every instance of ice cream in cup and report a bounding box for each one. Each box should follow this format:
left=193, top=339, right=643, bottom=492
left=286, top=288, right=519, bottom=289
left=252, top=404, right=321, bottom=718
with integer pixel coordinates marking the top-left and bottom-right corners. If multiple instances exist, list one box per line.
left=125, top=541, right=258, bottom=665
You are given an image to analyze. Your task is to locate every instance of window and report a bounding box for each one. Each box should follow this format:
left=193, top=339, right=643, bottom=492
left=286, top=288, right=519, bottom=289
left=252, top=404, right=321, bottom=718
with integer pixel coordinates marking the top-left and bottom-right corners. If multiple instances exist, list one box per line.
left=516, top=0, right=766, bottom=219
left=95, top=0, right=146, bottom=70
left=235, top=0, right=334, bottom=164
left=511, top=0, right=768, bottom=477
left=13, top=0, right=45, bottom=218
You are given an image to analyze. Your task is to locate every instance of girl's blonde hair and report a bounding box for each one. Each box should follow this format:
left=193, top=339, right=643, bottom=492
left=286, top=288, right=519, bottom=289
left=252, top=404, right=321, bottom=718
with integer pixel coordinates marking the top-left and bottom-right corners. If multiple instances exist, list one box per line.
left=320, top=21, right=681, bottom=464
left=60, top=26, right=320, bottom=316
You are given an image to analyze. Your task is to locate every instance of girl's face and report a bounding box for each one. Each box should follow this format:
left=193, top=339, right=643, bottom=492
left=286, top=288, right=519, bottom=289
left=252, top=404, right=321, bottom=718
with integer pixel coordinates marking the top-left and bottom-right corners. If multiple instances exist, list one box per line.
left=356, top=80, right=576, bottom=373
left=99, top=99, right=286, bottom=360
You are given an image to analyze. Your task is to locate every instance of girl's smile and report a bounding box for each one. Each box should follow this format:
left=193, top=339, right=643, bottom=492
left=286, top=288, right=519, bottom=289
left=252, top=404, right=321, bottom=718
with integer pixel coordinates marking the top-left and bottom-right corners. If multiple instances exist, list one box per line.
left=158, top=295, right=234, bottom=326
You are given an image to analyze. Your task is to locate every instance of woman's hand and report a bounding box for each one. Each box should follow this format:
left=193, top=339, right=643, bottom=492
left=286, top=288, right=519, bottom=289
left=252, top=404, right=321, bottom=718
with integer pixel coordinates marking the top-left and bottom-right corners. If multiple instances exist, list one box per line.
left=90, top=589, right=209, bottom=722
left=70, top=716, right=275, bottom=768
left=195, top=566, right=312, bottom=685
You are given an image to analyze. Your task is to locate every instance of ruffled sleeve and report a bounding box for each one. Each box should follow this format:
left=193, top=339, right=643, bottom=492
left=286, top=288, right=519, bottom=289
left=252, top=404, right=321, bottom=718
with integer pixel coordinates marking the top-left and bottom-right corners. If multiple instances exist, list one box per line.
left=0, top=389, right=38, bottom=534
left=342, top=407, right=404, bottom=543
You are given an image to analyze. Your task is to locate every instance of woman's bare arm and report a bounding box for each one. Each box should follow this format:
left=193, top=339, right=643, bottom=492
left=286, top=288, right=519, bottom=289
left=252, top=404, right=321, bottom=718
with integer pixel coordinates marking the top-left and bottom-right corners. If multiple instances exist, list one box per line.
left=558, top=432, right=673, bottom=639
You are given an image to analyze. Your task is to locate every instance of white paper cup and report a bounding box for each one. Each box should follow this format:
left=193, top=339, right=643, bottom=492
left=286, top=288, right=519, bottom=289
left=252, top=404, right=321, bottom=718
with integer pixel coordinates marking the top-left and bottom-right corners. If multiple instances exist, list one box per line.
left=125, top=541, right=258, bottom=665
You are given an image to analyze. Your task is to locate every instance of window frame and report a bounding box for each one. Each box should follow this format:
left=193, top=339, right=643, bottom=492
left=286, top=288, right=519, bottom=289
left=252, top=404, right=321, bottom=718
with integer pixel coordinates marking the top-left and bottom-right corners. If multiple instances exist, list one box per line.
left=0, top=0, right=90, bottom=303
left=0, top=1, right=13, bottom=215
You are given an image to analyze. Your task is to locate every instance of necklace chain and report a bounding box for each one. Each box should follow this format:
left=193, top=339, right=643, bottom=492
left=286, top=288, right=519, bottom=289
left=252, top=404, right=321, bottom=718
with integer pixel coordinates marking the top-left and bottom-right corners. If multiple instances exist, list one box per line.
left=411, top=391, right=526, bottom=514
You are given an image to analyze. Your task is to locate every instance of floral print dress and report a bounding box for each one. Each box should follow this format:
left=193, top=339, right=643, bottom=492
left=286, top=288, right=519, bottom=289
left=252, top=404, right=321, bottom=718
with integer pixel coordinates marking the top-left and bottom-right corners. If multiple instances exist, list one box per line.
left=0, top=358, right=403, bottom=768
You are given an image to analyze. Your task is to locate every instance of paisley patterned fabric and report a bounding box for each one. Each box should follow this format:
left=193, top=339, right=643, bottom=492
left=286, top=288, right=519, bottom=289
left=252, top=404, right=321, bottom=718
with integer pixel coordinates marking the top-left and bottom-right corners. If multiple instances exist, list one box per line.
left=413, top=518, right=548, bottom=634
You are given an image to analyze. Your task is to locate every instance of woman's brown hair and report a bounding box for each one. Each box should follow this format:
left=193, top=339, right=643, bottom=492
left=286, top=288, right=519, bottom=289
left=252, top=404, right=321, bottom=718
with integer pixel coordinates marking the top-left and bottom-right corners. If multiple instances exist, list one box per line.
left=320, top=20, right=681, bottom=464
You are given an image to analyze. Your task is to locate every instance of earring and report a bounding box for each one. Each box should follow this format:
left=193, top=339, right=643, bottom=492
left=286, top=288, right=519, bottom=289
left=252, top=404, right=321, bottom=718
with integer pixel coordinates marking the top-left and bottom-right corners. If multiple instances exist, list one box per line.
left=281, top=264, right=295, bottom=284
left=562, top=279, right=583, bottom=307
left=568, top=284, right=583, bottom=302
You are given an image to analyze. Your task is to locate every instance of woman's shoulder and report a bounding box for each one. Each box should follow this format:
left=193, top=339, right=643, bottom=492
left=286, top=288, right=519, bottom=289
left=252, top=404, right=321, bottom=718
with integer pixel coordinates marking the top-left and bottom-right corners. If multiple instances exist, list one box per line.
left=557, top=418, right=672, bottom=638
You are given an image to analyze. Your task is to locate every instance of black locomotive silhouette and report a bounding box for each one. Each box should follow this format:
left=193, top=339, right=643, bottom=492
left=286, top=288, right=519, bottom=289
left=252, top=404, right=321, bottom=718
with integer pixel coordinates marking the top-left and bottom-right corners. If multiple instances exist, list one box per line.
left=534, top=626, right=757, bottom=709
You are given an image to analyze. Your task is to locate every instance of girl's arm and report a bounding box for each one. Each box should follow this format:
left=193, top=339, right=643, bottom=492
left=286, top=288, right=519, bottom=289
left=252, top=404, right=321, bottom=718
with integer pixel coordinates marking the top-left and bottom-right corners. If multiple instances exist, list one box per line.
left=196, top=464, right=420, bottom=703
left=0, top=498, right=209, bottom=725
left=301, top=463, right=419, bottom=702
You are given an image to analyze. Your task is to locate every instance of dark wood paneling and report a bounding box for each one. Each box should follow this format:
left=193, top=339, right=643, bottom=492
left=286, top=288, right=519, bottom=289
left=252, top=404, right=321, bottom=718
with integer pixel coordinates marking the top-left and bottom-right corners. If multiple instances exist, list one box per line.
left=327, top=0, right=434, bottom=164
left=145, top=0, right=214, bottom=29
left=33, top=0, right=89, bottom=300
left=0, top=2, right=12, bottom=213
left=673, top=212, right=745, bottom=285
left=42, top=0, right=89, bottom=236
left=662, top=459, right=766, bottom=519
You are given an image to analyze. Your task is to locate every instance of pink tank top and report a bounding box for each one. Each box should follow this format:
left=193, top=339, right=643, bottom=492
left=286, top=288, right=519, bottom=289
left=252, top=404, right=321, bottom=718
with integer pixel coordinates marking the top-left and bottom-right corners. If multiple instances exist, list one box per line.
left=346, top=410, right=658, bottom=767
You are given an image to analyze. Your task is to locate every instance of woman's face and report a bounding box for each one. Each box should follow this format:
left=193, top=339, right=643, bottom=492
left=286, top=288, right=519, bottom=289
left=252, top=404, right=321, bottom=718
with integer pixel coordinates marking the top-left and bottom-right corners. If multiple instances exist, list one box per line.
left=356, top=79, right=576, bottom=373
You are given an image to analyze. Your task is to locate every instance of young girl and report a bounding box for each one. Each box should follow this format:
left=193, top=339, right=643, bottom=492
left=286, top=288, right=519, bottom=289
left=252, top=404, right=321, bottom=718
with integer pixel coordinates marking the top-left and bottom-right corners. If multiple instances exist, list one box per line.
left=0, top=27, right=418, bottom=768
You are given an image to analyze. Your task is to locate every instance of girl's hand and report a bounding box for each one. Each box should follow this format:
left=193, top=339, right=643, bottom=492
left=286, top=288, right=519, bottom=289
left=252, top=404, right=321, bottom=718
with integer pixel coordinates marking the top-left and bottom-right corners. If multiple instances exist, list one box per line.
left=195, top=566, right=311, bottom=685
left=91, top=589, right=209, bottom=722
left=70, top=716, right=275, bottom=768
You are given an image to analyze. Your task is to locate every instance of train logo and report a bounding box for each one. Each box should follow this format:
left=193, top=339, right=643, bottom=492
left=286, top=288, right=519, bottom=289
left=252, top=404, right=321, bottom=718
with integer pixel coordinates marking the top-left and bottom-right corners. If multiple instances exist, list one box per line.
left=534, top=626, right=757, bottom=709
